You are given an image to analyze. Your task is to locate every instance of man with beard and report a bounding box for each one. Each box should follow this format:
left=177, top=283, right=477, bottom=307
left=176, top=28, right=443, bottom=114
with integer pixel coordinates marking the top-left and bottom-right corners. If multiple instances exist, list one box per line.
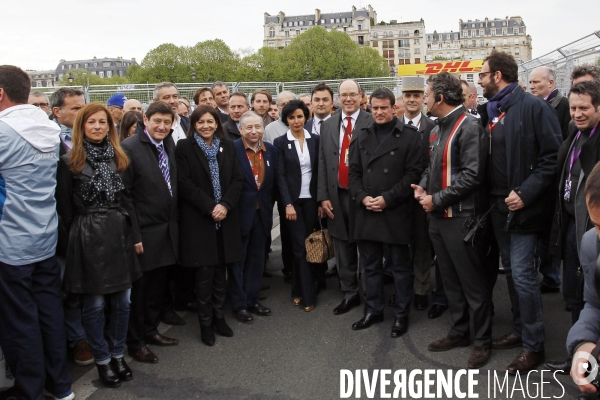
left=478, top=51, right=561, bottom=374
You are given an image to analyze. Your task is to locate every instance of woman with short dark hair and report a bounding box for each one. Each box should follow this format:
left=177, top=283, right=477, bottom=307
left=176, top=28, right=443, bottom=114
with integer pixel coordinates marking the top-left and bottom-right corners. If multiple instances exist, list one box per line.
left=176, top=105, right=243, bottom=346
left=274, top=100, right=323, bottom=312
left=56, top=103, right=141, bottom=388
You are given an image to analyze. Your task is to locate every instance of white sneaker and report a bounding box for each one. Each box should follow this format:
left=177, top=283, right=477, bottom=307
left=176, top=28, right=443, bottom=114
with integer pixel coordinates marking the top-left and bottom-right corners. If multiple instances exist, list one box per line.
left=43, top=389, right=75, bottom=400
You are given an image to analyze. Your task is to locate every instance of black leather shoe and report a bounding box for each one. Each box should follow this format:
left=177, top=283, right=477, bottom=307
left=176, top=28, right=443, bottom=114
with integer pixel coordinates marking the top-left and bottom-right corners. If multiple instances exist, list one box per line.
left=325, top=267, right=338, bottom=278
left=492, top=332, right=523, bottom=349
left=352, top=313, right=384, bottom=330
left=333, top=295, right=360, bottom=315
left=566, top=304, right=573, bottom=312
left=235, top=309, right=254, bottom=324
left=414, top=294, right=429, bottom=310
left=388, top=294, right=396, bottom=306
left=391, top=317, right=408, bottom=338
left=544, top=358, right=571, bottom=375
left=428, top=304, right=448, bottom=319
left=96, top=363, right=121, bottom=388
left=498, top=265, right=506, bottom=274
left=128, top=345, right=158, bottom=364
left=145, top=333, right=179, bottom=346
left=248, top=302, right=272, bottom=316
left=110, top=357, right=132, bottom=381
left=200, top=326, right=215, bottom=346
left=314, top=280, right=327, bottom=296
left=161, top=310, right=186, bottom=326
left=540, top=285, right=560, bottom=294
left=213, top=318, right=234, bottom=337
left=260, top=283, right=270, bottom=291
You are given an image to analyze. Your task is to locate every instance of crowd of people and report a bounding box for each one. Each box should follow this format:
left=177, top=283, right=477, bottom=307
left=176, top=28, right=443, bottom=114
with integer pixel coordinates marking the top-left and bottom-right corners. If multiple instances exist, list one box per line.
left=2, top=51, right=600, bottom=399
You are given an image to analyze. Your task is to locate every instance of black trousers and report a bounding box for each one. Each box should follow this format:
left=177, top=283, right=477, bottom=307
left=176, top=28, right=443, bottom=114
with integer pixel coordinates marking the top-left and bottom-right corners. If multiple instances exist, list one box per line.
left=127, top=265, right=171, bottom=350
left=275, top=197, right=294, bottom=276
left=286, top=197, right=318, bottom=306
left=195, top=229, right=228, bottom=327
left=429, top=217, right=492, bottom=347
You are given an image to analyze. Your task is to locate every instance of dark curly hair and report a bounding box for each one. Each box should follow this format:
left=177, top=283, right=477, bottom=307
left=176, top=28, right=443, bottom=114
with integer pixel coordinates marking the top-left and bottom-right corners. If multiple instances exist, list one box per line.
left=427, top=73, right=464, bottom=107
left=281, top=100, right=310, bottom=127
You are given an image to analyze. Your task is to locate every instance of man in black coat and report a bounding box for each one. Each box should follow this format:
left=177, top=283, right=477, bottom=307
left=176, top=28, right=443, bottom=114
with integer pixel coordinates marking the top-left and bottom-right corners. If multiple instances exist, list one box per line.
left=479, top=51, right=561, bottom=374
left=529, top=66, right=571, bottom=141
left=223, top=92, right=249, bottom=141
left=348, top=87, right=423, bottom=337
left=230, top=111, right=278, bottom=324
left=121, top=102, right=180, bottom=364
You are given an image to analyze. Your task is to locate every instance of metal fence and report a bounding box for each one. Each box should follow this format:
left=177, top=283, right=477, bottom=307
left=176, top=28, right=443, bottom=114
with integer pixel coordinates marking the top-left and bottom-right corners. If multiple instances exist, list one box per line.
left=518, top=31, right=600, bottom=95
left=33, top=76, right=404, bottom=106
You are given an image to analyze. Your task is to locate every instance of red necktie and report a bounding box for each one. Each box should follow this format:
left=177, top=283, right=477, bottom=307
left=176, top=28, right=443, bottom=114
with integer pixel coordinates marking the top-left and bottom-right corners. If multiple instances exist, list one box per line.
left=338, top=116, right=353, bottom=188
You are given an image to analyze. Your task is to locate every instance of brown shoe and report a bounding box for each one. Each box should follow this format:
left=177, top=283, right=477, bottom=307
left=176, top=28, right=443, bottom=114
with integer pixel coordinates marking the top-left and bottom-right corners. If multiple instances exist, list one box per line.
left=145, top=333, right=179, bottom=347
left=492, top=332, right=523, bottom=349
left=507, top=350, right=544, bottom=375
left=73, top=340, right=94, bottom=366
left=128, top=345, right=158, bottom=364
left=468, top=346, right=491, bottom=368
left=428, top=335, right=470, bottom=352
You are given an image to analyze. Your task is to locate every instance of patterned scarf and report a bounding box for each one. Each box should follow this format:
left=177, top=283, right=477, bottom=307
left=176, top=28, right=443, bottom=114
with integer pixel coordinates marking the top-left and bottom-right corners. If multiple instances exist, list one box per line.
left=80, top=139, right=125, bottom=207
left=194, top=133, right=222, bottom=228
left=486, top=81, right=518, bottom=122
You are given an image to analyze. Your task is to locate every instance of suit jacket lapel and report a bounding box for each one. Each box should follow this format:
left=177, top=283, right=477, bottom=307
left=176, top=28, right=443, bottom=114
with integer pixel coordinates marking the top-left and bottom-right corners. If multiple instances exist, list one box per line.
left=237, top=143, right=257, bottom=188
left=262, top=146, right=274, bottom=191
left=192, top=141, right=211, bottom=176
left=352, top=110, right=370, bottom=143
left=332, top=115, right=342, bottom=149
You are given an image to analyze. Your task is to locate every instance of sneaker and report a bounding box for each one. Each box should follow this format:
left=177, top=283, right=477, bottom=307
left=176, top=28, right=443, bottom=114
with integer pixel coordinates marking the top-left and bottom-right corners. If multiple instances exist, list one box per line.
left=44, top=389, right=75, bottom=400
left=73, top=340, right=94, bottom=366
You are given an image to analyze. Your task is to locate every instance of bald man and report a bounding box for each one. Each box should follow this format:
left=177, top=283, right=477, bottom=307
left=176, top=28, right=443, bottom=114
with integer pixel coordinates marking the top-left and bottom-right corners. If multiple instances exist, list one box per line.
left=123, top=98, right=143, bottom=114
left=262, top=91, right=297, bottom=144
left=529, top=66, right=570, bottom=140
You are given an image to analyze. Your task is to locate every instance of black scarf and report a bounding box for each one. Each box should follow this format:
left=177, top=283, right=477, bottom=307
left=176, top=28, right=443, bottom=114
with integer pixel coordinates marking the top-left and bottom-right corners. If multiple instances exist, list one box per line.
left=80, top=139, right=124, bottom=207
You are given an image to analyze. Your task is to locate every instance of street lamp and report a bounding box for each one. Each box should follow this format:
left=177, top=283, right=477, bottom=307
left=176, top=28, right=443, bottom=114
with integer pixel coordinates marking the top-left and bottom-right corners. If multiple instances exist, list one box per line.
left=191, top=71, right=196, bottom=81
left=68, top=73, right=74, bottom=84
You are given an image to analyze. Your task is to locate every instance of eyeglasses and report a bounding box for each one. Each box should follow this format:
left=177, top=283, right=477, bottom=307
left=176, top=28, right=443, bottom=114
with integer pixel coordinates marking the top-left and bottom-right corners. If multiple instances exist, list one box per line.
left=478, top=71, right=493, bottom=79
left=32, top=102, right=49, bottom=107
left=339, top=93, right=360, bottom=99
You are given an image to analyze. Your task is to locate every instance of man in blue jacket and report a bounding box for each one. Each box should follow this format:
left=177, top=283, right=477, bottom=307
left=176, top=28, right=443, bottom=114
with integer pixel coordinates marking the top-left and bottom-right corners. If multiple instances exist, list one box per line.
left=231, top=111, right=278, bottom=324
left=478, top=51, right=561, bottom=374
left=0, top=65, right=73, bottom=400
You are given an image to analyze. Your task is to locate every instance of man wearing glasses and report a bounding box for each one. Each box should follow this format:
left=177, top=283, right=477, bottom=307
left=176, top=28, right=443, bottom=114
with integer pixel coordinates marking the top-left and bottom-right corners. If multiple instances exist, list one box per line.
left=28, top=91, right=51, bottom=115
left=318, top=79, right=373, bottom=316
left=478, top=51, right=561, bottom=374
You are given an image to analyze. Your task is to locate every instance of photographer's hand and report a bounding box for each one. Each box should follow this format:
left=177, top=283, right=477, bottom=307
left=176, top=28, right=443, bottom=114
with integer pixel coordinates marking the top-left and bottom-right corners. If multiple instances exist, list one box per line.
left=571, top=342, right=599, bottom=394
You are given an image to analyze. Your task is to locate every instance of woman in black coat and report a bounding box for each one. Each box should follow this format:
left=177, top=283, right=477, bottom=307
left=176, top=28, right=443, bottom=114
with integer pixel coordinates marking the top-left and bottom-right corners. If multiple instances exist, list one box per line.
left=273, top=100, right=323, bottom=312
left=56, top=103, right=141, bottom=388
left=176, top=105, right=243, bottom=346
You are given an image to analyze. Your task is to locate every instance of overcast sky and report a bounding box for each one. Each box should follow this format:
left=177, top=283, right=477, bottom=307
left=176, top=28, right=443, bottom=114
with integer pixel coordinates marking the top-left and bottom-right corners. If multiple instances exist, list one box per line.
left=2, top=0, right=598, bottom=72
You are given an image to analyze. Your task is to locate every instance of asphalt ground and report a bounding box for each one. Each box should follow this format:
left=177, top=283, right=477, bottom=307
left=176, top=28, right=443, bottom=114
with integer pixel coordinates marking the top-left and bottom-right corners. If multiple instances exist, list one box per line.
left=1, top=228, right=586, bottom=400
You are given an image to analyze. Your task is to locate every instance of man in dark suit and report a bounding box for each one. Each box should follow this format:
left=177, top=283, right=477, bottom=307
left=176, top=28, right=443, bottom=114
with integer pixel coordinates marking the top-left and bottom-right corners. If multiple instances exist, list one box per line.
left=529, top=66, right=571, bottom=141
left=304, top=83, right=334, bottom=135
left=318, top=79, right=373, bottom=315
left=401, top=77, right=446, bottom=318
left=348, top=87, right=423, bottom=337
left=231, top=111, right=278, bottom=323
left=121, top=102, right=180, bottom=364
left=223, top=92, right=249, bottom=141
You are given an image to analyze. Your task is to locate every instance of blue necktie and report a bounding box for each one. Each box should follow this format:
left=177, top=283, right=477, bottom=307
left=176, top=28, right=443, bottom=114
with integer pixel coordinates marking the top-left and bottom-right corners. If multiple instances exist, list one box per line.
left=157, top=144, right=172, bottom=196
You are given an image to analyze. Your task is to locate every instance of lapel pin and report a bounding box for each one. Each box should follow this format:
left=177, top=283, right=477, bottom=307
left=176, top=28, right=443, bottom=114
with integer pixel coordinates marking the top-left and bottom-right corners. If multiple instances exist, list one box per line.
left=267, top=160, right=270, bottom=166
left=288, top=144, right=291, bottom=149
left=219, top=147, right=223, bottom=152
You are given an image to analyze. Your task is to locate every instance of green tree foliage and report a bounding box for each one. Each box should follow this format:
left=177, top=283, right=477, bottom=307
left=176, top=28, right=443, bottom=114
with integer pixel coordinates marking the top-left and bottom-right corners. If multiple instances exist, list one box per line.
left=127, top=28, right=389, bottom=83
left=56, top=69, right=129, bottom=86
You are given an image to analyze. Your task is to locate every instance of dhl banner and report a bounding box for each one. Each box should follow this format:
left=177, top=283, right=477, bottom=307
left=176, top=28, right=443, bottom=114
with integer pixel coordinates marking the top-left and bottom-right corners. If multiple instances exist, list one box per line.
left=397, top=60, right=484, bottom=76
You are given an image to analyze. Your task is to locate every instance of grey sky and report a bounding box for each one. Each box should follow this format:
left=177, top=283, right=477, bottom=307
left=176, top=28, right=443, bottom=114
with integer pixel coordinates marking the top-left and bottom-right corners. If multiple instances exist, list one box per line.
left=2, top=0, right=598, bottom=71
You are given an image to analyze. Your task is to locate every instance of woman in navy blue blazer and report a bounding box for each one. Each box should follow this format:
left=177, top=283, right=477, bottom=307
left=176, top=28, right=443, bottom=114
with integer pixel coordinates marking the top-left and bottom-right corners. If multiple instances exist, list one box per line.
left=273, top=100, right=323, bottom=312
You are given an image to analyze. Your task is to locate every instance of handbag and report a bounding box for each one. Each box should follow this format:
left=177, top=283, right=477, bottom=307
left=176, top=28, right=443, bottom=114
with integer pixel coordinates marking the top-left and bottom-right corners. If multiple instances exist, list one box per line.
left=305, top=218, right=335, bottom=263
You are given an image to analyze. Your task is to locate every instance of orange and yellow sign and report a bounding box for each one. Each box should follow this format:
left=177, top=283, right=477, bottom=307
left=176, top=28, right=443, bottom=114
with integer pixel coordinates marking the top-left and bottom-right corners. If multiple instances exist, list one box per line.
left=397, top=60, right=484, bottom=76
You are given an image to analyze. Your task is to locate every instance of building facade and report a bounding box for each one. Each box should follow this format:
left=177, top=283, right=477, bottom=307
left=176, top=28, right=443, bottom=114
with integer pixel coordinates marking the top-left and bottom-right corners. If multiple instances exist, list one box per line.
left=27, top=70, right=56, bottom=88
left=55, top=56, right=137, bottom=81
left=263, top=6, right=426, bottom=67
left=425, top=17, right=532, bottom=63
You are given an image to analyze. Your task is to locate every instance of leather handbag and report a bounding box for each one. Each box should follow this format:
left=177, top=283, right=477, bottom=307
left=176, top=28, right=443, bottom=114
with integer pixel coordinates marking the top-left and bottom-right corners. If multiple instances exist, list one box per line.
left=305, top=219, right=335, bottom=263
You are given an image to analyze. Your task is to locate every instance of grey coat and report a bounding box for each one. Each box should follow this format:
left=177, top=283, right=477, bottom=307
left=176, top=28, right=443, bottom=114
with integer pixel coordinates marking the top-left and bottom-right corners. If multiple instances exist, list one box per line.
left=317, top=110, right=373, bottom=241
left=567, top=228, right=600, bottom=356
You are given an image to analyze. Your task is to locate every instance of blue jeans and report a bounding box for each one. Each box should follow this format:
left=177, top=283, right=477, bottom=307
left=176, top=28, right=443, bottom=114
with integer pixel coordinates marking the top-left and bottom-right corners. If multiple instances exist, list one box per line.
left=82, top=289, right=131, bottom=365
left=359, top=241, right=412, bottom=318
left=229, top=210, right=267, bottom=311
left=491, top=197, right=545, bottom=352
left=536, top=233, right=561, bottom=288
left=57, top=256, right=87, bottom=348
left=0, top=256, right=72, bottom=400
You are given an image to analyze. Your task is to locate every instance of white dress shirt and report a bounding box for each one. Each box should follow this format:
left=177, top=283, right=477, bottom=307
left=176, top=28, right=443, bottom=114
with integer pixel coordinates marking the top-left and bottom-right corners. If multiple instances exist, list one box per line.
left=338, top=109, right=361, bottom=155
left=171, top=115, right=187, bottom=144
left=311, top=114, right=331, bottom=135
left=287, top=129, right=312, bottom=199
left=403, top=113, right=423, bottom=129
